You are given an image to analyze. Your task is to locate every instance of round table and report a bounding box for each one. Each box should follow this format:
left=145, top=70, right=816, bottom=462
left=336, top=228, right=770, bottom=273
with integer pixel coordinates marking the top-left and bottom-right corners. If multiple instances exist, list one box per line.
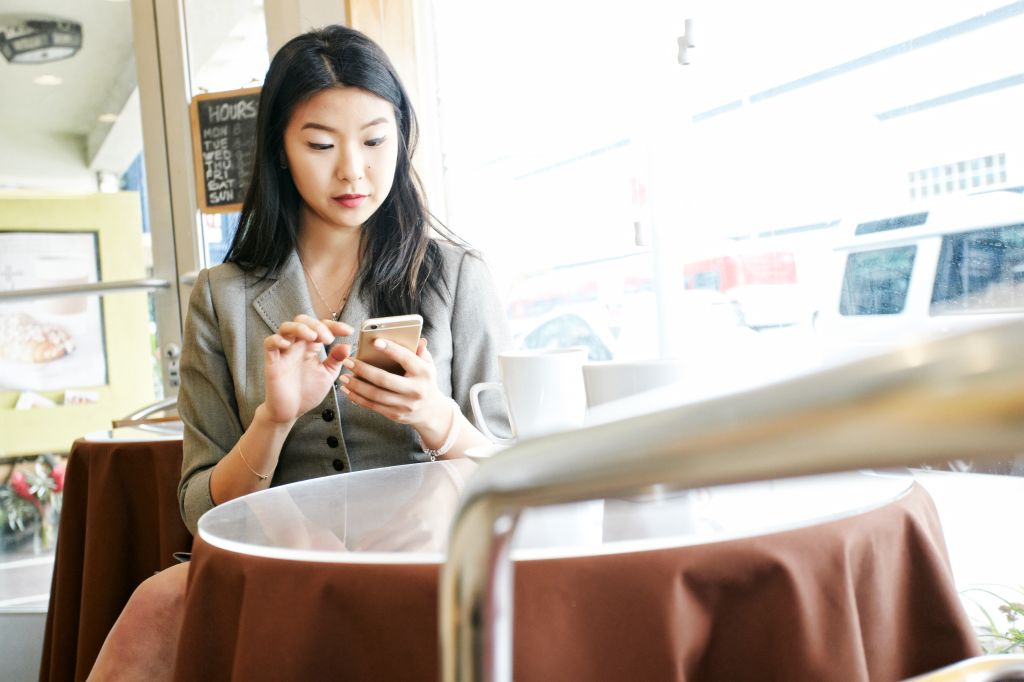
left=174, top=460, right=978, bottom=681
left=41, top=432, right=191, bottom=682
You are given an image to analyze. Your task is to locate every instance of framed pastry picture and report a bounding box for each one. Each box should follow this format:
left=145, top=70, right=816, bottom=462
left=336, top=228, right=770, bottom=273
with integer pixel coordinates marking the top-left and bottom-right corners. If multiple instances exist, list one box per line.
left=0, top=230, right=107, bottom=391
left=0, top=192, right=154, bottom=457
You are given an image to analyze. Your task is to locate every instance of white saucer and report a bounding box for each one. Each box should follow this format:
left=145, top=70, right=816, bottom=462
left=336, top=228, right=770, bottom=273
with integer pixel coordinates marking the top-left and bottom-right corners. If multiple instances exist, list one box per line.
left=464, top=443, right=508, bottom=462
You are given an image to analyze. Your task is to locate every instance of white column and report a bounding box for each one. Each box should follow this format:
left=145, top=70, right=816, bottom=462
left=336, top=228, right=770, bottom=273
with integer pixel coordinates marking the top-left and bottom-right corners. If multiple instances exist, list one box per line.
left=346, top=0, right=448, bottom=222
left=130, top=0, right=195, bottom=395
left=263, top=0, right=348, bottom=56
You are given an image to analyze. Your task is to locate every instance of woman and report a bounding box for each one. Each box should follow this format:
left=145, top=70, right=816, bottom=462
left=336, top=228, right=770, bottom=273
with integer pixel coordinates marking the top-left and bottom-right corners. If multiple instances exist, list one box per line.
left=177, top=22, right=507, bottom=534
left=89, top=24, right=507, bottom=680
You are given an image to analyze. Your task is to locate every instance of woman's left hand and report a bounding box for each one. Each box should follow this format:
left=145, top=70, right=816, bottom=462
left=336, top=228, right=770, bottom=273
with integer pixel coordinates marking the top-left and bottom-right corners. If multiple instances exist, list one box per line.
left=338, top=338, right=451, bottom=440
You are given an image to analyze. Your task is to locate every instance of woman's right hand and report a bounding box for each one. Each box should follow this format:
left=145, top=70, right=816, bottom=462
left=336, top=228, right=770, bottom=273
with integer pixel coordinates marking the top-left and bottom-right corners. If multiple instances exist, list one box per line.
left=262, top=315, right=353, bottom=425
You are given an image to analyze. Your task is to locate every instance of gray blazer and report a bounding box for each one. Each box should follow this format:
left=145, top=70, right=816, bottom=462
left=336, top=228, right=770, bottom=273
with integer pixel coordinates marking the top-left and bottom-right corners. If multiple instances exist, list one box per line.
left=178, top=242, right=510, bottom=534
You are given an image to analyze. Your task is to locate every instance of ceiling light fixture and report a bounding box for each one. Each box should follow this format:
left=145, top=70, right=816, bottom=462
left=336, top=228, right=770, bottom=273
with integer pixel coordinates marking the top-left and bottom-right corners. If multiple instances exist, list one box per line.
left=0, top=19, right=83, bottom=64
left=34, top=74, right=62, bottom=86
left=98, top=112, right=118, bottom=123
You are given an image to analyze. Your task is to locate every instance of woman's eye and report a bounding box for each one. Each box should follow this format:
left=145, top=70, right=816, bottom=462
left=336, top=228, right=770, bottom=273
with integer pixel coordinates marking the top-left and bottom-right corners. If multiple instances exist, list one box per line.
left=365, top=137, right=386, bottom=147
left=307, top=142, right=333, bottom=150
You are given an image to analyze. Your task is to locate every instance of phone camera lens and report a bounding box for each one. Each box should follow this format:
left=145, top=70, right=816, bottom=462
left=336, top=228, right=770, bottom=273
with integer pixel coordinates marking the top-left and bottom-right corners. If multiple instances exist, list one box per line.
left=369, top=324, right=378, bottom=330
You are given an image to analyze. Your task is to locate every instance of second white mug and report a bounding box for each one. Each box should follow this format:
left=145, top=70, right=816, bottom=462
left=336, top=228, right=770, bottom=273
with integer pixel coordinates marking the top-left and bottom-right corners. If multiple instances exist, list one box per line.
left=582, top=359, right=689, bottom=408
left=470, top=348, right=588, bottom=445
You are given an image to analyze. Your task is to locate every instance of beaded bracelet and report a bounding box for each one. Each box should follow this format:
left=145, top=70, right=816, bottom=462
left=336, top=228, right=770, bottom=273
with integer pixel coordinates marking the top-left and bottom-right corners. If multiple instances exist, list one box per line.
left=420, top=398, right=461, bottom=462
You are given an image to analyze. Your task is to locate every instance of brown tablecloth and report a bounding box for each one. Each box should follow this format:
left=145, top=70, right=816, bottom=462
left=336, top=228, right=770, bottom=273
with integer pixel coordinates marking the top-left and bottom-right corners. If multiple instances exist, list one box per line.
left=40, top=438, right=192, bottom=682
left=173, top=482, right=979, bottom=681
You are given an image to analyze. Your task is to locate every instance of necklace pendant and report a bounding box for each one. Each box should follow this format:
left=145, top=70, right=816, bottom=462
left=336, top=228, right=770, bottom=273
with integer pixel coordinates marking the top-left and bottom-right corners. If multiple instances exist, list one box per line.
left=298, top=255, right=352, bottom=323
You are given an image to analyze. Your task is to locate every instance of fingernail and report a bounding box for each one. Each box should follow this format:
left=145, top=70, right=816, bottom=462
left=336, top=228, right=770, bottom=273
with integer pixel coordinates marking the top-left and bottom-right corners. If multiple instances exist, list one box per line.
left=340, top=386, right=350, bottom=395
left=374, top=338, right=387, bottom=349
left=339, top=375, right=350, bottom=384
left=342, top=359, right=355, bottom=369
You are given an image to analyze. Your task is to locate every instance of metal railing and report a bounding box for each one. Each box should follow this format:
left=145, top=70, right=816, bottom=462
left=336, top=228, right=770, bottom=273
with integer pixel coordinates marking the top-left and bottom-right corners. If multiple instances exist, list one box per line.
left=439, top=319, right=1024, bottom=682
left=111, top=397, right=181, bottom=434
left=0, top=278, right=171, bottom=303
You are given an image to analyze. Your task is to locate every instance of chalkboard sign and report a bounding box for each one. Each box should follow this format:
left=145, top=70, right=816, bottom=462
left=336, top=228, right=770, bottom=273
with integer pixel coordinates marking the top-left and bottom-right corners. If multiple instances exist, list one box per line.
left=189, top=87, right=261, bottom=214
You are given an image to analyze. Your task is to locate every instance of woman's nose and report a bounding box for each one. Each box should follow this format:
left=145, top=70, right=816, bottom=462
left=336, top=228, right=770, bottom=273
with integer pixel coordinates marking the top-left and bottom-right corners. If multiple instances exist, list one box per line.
left=337, top=145, right=364, bottom=183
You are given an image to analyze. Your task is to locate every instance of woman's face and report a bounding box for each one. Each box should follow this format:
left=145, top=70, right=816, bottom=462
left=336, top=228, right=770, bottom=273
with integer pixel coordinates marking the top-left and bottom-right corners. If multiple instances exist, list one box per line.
left=283, top=86, right=400, bottom=231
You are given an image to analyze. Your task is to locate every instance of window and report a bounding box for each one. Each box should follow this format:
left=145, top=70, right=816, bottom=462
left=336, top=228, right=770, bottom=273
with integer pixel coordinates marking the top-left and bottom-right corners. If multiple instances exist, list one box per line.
left=855, top=212, right=929, bottom=236
left=908, top=154, right=1009, bottom=200
left=840, top=246, right=916, bottom=315
left=932, top=224, right=1024, bottom=314
left=183, top=0, right=268, bottom=267
left=426, top=4, right=1024, bottom=655
left=431, top=1, right=664, bottom=361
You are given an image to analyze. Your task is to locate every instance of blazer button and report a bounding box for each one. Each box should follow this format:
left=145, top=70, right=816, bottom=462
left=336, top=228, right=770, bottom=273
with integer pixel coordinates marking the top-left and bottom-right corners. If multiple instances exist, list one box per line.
left=332, top=459, right=345, bottom=471
left=322, top=408, right=335, bottom=422
left=327, top=436, right=339, bottom=448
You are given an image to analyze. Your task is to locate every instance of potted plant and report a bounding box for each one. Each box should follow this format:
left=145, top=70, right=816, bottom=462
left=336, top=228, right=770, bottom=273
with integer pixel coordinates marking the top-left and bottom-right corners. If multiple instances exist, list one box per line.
left=0, top=456, right=65, bottom=553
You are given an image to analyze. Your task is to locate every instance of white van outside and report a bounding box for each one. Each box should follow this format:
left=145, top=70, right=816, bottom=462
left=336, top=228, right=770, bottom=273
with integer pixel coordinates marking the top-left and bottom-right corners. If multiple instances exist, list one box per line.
left=814, top=190, right=1024, bottom=353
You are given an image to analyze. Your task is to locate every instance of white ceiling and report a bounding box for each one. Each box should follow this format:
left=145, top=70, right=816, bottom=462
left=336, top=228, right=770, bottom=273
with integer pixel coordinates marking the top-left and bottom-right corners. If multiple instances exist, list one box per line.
left=0, top=0, right=269, bottom=192
left=0, top=0, right=134, bottom=136
left=0, top=0, right=135, bottom=190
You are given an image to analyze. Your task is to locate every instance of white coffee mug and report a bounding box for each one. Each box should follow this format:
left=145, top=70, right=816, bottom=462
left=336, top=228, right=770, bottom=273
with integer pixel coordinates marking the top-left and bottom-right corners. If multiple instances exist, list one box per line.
left=470, top=348, right=588, bottom=445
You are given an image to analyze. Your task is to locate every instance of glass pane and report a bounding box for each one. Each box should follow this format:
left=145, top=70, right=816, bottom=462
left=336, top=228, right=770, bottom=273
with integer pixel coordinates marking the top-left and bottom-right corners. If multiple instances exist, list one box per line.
left=840, top=246, right=917, bottom=315
left=433, top=1, right=660, bottom=362
left=931, top=223, right=1024, bottom=313
left=434, top=0, right=1024, bottom=662
left=0, top=1, right=160, bottom=616
left=183, top=0, right=269, bottom=267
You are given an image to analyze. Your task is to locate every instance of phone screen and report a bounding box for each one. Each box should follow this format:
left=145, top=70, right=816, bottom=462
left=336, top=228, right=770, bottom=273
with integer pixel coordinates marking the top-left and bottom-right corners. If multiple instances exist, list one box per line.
left=354, top=314, right=423, bottom=374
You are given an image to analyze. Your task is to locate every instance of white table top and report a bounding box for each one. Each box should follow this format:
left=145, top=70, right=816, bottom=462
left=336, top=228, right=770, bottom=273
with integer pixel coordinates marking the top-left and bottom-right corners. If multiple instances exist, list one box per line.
left=82, top=424, right=183, bottom=442
left=197, top=459, right=914, bottom=564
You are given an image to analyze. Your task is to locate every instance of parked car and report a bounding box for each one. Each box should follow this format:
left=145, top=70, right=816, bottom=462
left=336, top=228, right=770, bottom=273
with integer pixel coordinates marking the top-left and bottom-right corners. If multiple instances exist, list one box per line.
left=813, top=191, right=1024, bottom=353
left=517, top=305, right=616, bottom=361
left=515, top=290, right=759, bottom=363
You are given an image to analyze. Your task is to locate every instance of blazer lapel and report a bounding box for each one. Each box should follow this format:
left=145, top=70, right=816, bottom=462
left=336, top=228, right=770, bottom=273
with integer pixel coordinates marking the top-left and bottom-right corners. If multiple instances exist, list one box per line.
left=253, top=250, right=314, bottom=334
left=253, top=249, right=366, bottom=354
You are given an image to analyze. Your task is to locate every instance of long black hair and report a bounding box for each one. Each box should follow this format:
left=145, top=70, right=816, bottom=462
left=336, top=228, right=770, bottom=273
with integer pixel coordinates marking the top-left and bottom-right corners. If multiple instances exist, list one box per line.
left=224, top=24, right=458, bottom=321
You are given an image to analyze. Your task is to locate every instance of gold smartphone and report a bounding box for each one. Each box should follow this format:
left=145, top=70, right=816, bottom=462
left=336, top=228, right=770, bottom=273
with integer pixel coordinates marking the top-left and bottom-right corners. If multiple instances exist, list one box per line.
left=354, top=314, right=423, bottom=374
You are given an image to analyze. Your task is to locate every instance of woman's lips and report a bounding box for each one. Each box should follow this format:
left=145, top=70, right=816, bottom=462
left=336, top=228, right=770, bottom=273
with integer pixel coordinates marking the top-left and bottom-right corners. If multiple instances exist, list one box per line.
left=334, top=194, right=367, bottom=209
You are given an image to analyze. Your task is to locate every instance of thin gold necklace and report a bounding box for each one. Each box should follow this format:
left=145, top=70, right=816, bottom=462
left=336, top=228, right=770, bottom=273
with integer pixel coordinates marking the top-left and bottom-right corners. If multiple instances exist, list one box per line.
left=299, top=256, right=352, bottom=321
